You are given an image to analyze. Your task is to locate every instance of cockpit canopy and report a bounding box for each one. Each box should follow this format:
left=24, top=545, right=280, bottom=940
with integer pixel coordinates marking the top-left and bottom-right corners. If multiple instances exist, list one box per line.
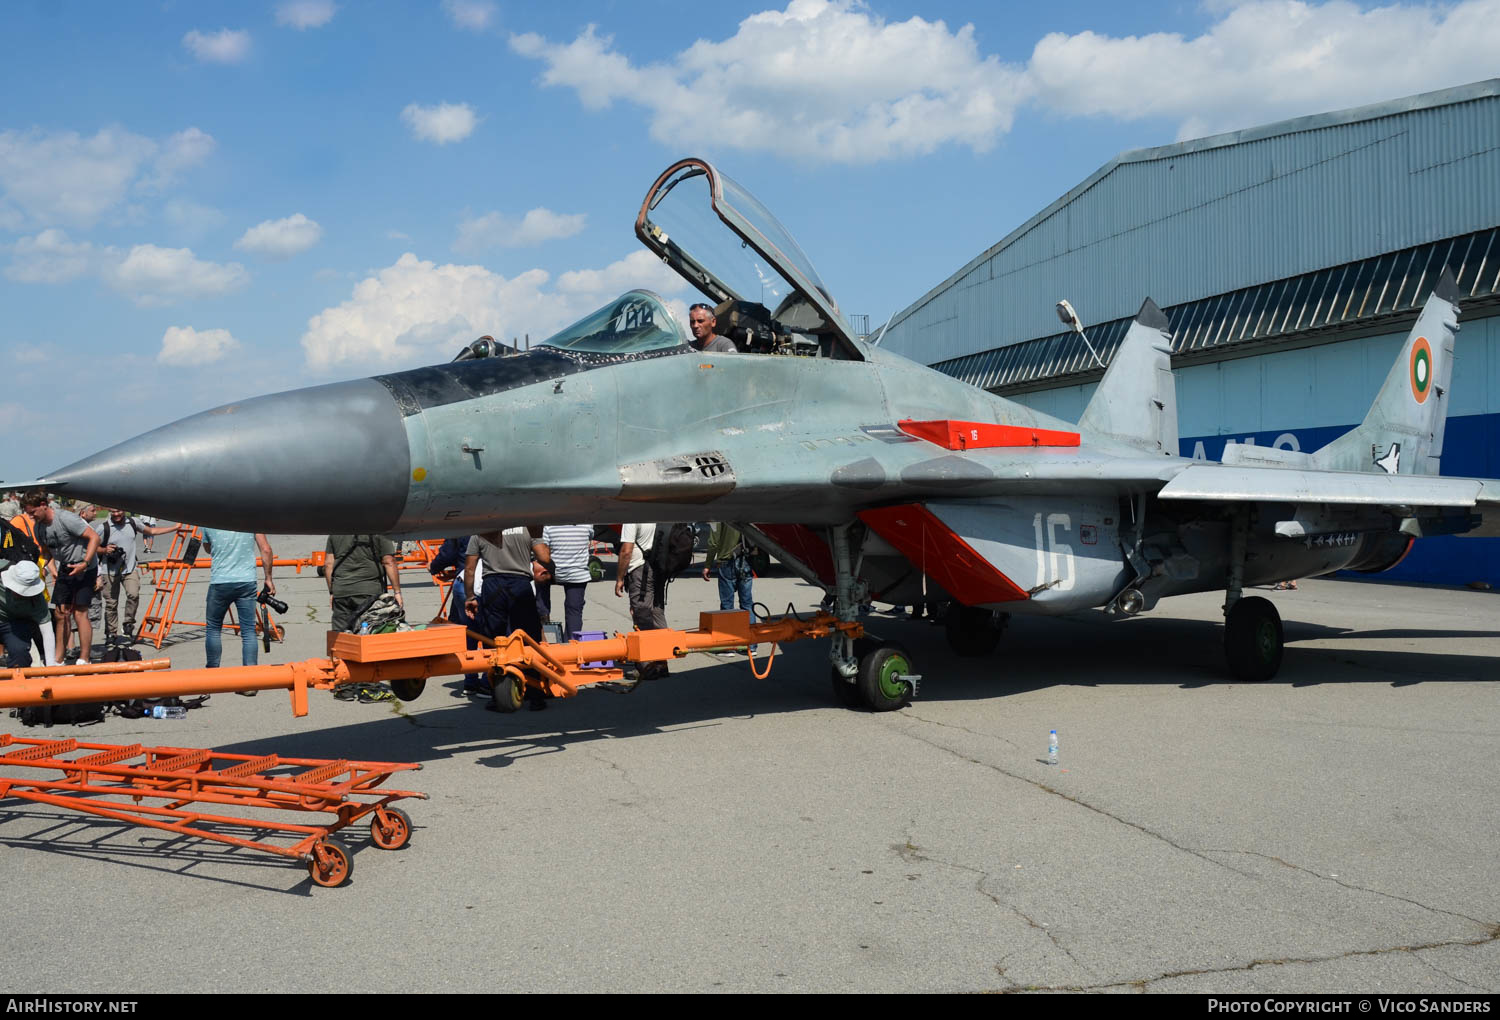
left=636, top=158, right=864, bottom=361
left=536, top=289, right=688, bottom=358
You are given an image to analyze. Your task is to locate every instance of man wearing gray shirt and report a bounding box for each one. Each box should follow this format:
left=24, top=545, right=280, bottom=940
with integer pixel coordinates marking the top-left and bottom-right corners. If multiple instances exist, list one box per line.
left=21, top=491, right=100, bottom=664
left=688, top=303, right=737, bottom=353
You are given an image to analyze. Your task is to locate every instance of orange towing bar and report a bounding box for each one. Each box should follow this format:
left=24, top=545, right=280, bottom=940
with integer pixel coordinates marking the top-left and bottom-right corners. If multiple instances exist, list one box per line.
left=0, top=611, right=861, bottom=717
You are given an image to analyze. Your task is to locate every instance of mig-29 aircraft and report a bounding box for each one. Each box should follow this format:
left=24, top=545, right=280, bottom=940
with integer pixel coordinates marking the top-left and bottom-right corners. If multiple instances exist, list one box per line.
left=34, top=158, right=1500, bottom=710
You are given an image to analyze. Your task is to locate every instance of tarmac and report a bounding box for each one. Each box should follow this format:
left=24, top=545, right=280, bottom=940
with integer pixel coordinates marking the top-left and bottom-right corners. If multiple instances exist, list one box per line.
left=1, top=538, right=1497, bottom=994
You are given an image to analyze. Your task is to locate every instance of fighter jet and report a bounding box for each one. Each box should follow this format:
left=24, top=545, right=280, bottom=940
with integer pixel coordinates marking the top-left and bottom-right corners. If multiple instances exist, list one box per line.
left=32, top=158, right=1499, bottom=708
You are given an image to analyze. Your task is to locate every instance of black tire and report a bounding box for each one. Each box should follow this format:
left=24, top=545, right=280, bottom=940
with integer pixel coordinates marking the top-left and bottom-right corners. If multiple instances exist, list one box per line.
left=857, top=642, right=915, bottom=712
left=588, top=556, right=605, bottom=582
left=1224, top=596, right=1283, bottom=682
left=488, top=669, right=525, bottom=713
left=390, top=676, right=425, bottom=702
left=945, top=606, right=1008, bottom=657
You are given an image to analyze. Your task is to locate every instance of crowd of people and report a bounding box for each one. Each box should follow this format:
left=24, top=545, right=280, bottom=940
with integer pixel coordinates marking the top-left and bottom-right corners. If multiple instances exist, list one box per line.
left=2, top=488, right=765, bottom=714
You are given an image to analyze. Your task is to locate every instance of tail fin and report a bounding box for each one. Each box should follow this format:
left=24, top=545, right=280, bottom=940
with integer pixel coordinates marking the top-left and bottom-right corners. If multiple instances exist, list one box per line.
left=1311, top=271, right=1461, bottom=476
left=1078, top=297, right=1179, bottom=456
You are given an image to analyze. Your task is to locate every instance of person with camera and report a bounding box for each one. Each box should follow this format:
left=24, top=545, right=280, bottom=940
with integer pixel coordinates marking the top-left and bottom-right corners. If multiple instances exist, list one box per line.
left=200, top=528, right=276, bottom=669
left=90, top=508, right=183, bottom=647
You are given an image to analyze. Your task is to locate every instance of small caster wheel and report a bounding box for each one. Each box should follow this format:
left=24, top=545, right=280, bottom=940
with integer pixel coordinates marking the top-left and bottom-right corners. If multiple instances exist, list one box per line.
left=308, top=837, right=353, bottom=887
left=369, top=807, right=412, bottom=850
left=488, top=668, right=525, bottom=713
left=390, top=677, right=425, bottom=702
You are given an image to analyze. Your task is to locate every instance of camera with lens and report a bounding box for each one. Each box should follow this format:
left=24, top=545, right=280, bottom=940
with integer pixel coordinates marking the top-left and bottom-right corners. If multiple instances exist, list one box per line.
left=257, top=587, right=289, bottom=615
left=102, top=547, right=126, bottom=571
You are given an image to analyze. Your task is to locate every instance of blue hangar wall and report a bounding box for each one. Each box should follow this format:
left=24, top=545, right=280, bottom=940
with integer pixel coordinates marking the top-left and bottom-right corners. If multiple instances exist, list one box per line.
left=880, top=81, right=1500, bottom=587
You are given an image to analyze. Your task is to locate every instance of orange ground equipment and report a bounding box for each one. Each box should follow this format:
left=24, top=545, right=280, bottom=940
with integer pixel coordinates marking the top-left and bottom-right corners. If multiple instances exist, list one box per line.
left=0, top=733, right=424, bottom=887
left=0, top=610, right=862, bottom=716
left=136, top=527, right=308, bottom=649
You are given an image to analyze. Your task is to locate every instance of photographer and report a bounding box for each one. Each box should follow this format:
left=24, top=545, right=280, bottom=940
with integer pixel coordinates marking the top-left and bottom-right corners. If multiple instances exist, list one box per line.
left=91, top=508, right=183, bottom=647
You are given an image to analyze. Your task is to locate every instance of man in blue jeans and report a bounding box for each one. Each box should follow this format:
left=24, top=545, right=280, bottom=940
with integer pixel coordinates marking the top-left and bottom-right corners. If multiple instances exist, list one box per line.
left=702, top=523, right=757, bottom=658
left=200, top=528, right=275, bottom=670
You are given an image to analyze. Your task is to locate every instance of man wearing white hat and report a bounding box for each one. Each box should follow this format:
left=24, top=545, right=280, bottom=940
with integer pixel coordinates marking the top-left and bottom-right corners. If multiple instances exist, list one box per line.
left=0, top=560, right=56, bottom=667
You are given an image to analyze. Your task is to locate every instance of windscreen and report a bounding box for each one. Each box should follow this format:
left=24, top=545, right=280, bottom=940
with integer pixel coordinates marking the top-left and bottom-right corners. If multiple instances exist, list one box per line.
left=535, top=290, right=689, bottom=356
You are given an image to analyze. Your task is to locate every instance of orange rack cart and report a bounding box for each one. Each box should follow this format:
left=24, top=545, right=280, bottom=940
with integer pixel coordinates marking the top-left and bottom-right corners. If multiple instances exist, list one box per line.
left=0, top=733, right=425, bottom=887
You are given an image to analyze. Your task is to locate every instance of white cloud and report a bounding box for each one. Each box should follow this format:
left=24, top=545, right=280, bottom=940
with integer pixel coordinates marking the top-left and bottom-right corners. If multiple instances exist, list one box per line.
left=5, top=229, right=100, bottom=284
left=401, top=102, right=479, bottom=144
left=276, top=1, right=337, bottom=29
left=510, top=0, right=1029, bottom=162
left=183, top=28, right=252, bottom=64
left=0, top=127, right=156, bottom=228
left=1029, top=0, right=1500, bottom=139
left=455, top=207, right=586, bottom=252
left=158, top=326, right=241, bottom=366
left=105, top=245, right=250, bottom=307
left=444, top=0, right=497, bottom=31
left=146, top=128, right=215, bottom=190
left=234, top=213, right=324, bottom=260
left=300, top=249, right=688, bottom=370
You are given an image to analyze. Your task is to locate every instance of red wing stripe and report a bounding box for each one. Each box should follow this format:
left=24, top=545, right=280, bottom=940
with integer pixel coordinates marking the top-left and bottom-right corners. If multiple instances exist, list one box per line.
left=859, top=504, right=1029, bottom=604
left=898, top=419, right=1080, bottom=450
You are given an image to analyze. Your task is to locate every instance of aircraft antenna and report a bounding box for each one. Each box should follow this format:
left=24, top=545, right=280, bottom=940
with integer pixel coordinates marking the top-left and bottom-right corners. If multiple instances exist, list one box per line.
left=868, top=317, right=892, bottom=346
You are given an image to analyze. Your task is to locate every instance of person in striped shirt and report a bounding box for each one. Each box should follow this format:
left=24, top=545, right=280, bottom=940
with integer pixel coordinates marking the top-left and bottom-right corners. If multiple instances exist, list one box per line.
left=537, top=524, right=592, bottom=639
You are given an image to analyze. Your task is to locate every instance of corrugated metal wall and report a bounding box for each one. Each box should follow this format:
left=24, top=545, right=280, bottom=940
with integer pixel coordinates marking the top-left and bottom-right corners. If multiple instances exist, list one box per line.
left=884, top=82, right=1500, bottom=367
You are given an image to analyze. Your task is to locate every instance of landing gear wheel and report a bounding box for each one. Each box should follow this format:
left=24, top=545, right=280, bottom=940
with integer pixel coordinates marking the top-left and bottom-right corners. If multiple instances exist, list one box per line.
left=369, top=807, right=412, bottom=850
left=857, top=642, right=915, bottom=712
left=488, top=669, right=525, bottom=713
left=1225, top=596, right=1283, bottom=682
left=390, top=677, right=425, bottom=702
left=308, top=837, right=353, bottom=887
left=945, top=606, right=1008, bottom=657
left=588, top=556, right=605, bottom=582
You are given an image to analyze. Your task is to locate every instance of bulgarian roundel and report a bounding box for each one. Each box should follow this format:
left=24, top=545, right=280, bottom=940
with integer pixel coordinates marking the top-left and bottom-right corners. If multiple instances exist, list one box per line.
left=1409, top=336, right=1433, bottom=404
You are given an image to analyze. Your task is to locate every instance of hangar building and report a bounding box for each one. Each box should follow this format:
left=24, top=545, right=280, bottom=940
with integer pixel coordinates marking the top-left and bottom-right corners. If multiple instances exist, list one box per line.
left=880, top=80, right=1500, bottom=587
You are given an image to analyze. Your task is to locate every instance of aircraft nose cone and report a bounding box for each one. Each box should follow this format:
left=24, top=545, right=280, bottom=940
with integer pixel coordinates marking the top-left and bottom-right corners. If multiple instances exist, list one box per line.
left=43, top=378, right=412, bottom=534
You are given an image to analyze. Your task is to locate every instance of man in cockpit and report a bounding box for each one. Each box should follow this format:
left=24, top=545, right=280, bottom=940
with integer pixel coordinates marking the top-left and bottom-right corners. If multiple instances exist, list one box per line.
left=687, top=303, right=737, bottom=353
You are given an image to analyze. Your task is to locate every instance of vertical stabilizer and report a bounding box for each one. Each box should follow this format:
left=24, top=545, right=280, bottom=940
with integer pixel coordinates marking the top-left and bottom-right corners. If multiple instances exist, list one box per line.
left=1311, top=272, right=1461, bottom=476
left=1078, top=298, right=1179, bottom=456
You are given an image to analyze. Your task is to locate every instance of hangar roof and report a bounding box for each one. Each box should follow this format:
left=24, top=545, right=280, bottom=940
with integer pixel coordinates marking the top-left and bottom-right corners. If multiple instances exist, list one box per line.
left=881, top=79, right=1500, bottom=371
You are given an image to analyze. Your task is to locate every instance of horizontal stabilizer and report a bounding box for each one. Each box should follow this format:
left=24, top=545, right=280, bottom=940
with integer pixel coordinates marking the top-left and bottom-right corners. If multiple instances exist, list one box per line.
left=1078, top=298, right=1178, bottom=456
left=1158, top=463, right=1482, bottom=507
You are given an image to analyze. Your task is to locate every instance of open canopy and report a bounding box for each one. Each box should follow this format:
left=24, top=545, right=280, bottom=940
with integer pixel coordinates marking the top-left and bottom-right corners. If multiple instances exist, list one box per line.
left=636, top=158, right=864, bottom=361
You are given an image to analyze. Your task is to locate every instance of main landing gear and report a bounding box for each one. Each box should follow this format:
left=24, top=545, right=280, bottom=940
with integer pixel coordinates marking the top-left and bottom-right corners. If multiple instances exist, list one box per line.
left=1222, top=508, right=1285, bottom=681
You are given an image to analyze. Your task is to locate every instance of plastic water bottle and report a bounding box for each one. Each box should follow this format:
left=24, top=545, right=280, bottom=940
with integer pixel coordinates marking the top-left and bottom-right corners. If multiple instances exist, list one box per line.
left=1047, top=729, right=1058, bottom=765
left=359, top=620, right=371, bottom=634
left=150, top=704, right=187, bottom=720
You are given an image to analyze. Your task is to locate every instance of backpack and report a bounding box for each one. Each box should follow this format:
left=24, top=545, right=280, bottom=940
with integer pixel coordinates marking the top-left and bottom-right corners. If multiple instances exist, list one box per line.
left=0, top=519, right=40, bottom=566
left=648, top=523, right=696, bottom=579
left=11, top=701, right=107, bottom=727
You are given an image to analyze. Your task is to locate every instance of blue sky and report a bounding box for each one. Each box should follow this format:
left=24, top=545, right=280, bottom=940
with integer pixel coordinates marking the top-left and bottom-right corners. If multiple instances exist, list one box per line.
left=5, top=0, right=1498, bottom=478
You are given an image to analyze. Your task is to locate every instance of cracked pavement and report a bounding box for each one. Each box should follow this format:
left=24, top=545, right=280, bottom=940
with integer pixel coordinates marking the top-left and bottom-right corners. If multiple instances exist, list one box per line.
left=0, top=555, right=1496, bottom=993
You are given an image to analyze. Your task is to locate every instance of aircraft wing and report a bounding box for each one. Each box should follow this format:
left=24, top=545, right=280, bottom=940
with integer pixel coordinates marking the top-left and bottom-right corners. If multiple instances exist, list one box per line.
left=1156, top=463, right=1487, bottom=507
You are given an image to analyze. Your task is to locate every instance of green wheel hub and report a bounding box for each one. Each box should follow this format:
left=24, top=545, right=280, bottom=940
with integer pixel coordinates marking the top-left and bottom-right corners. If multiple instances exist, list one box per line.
left=877, top=654, right=911, bottom=700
